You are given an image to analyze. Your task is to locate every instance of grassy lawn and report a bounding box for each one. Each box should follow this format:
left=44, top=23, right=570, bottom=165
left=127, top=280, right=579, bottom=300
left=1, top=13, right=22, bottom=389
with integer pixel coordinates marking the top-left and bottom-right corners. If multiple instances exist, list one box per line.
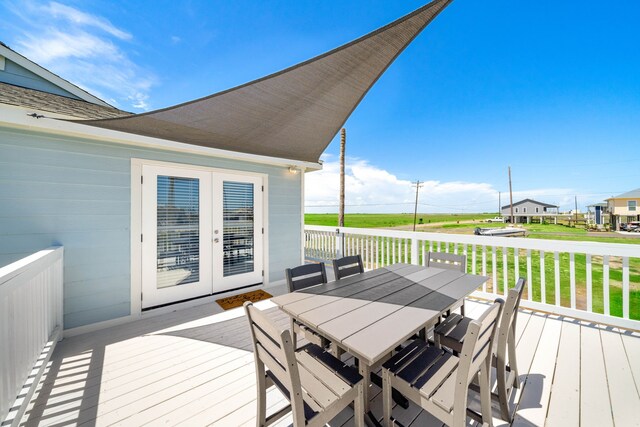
left=305, top=213, right=495, bottom=228
left=305, top=213, right=640, bottom=320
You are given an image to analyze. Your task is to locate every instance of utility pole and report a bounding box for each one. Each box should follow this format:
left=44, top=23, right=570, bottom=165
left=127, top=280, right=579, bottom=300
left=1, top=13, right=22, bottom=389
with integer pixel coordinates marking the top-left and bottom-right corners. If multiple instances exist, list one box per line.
left=575, top=195, right=578, bottom=226
left=412, top=180, right=424, bottom=231
left=339, top=128, right=346, bottom=227
left=508, top=167, right=514, bottom=224
left=498, top=191, right=501, bottom=216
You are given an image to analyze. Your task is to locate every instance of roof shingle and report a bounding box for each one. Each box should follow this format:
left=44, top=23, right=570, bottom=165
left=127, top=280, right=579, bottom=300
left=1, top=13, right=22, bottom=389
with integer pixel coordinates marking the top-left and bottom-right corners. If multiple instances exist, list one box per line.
left=0, top=82, right=130, bottom=120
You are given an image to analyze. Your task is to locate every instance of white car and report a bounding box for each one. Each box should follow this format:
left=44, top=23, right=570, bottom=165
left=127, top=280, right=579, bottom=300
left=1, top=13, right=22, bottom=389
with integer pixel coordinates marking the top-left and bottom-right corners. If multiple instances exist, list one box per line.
left=487, top=217, right=505, bottom=223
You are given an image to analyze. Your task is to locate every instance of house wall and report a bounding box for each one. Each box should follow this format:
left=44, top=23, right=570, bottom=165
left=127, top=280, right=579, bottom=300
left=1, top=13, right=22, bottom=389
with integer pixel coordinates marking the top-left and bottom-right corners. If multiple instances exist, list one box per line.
left=608, top=198, right=639, bottom=216
left=0, top=57, right=80, bottom=99
left=501, top=201, right=555, bottom=216
left=0, top=127, right=303, bottom=329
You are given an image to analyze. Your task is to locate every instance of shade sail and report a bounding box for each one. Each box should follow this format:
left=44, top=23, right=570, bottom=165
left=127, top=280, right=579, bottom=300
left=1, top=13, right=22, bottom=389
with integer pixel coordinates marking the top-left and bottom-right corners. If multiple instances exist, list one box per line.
left=75, top=0, right=452, bottom=163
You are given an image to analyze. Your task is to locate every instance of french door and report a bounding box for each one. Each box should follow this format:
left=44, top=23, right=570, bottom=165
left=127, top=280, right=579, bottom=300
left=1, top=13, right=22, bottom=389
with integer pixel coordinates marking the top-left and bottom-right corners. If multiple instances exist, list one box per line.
left=213, top=173, right=264, bottom=292
left=141, top=164, right=263, bottom=309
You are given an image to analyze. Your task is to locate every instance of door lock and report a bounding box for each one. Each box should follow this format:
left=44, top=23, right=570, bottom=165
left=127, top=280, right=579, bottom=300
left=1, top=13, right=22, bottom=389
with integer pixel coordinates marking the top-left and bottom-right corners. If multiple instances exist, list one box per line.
left=214, top=238, right=220, bottom=243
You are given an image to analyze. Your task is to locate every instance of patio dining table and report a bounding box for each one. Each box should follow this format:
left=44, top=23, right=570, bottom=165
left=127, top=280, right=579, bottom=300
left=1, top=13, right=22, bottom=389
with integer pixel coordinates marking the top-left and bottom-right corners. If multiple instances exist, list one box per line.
left=271, top=262, right=489, bottom=423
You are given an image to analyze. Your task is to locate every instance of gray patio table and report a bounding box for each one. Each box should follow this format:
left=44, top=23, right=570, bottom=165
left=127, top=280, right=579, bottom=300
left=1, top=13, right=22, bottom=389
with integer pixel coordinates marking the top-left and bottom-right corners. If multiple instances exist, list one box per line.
left=271, top=262, right=489, bottom=424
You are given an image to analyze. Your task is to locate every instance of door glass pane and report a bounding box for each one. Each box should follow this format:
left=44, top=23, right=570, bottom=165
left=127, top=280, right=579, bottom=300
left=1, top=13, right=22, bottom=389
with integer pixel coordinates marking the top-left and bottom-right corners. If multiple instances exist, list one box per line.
left=156, top=176, right=200, bottom=288
left=223, top=181, right=254, bottom=277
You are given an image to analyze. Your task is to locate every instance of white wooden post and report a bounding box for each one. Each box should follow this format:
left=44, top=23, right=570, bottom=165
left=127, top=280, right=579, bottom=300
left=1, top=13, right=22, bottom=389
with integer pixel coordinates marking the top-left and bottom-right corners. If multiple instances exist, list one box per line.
left=336, top=228, right=344, bottom=258
left=540, top=251, right=546, bottom=304
left=411, top=238, right=419, bottom=265
left=570, top=253, right=576, bottom=309
left=603, top=255, right=610, bottom=316
left=586, top=254, right=593, bottom=312
left=554, top=252, right=561, bottom=306
left=623, top=257, right=629, bottom=319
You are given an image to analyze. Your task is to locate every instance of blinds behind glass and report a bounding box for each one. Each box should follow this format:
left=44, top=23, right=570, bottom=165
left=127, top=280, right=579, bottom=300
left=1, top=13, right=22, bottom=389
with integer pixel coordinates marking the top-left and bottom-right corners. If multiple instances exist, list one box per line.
left=156, top=176, right=200, bottom=288
left=223, top=181, right=255, bottom=277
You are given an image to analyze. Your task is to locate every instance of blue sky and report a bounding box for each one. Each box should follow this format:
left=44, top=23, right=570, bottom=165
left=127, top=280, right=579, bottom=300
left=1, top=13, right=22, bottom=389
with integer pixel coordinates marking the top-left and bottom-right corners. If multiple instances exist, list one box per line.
left=1, top=0, right=639, bottom=213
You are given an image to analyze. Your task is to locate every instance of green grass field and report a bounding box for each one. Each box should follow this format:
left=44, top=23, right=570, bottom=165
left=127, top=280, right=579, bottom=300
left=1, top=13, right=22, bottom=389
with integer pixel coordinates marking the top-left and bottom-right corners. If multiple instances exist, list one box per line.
left=305, top=213, right=495, bottom=228
left=305, top=213, right=640, bottom=319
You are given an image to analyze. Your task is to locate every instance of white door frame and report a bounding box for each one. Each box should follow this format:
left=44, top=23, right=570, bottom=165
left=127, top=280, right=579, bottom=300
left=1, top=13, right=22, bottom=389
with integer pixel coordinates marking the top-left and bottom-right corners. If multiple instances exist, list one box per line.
left=130, top=158, right=269, bottom=316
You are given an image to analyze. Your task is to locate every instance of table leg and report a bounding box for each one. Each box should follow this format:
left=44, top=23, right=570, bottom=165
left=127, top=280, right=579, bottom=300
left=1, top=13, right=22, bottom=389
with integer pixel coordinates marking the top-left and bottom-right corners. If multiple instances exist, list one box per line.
left=358, top=361, right=370, bottom=413
left=358, top=359, right=385, bottom=427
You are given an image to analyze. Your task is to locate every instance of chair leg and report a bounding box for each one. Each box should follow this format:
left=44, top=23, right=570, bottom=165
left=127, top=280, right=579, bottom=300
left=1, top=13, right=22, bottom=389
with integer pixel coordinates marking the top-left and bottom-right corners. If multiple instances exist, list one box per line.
left=479, top=359, right=494, bottom=427
left=256, top=371, right=267, bottom=427
left=460, top=301, right=466, bottom=316
left=434, top=330, right=441, bottom=349
left=496, top=368, right=510, bottom=421
left=290, top=318, right=297, bottom=350
left=508, top=328, right=520, bottom=389
left=354, top=383, right=365, bottom=427
left=382, top=369, right=393, bottom=427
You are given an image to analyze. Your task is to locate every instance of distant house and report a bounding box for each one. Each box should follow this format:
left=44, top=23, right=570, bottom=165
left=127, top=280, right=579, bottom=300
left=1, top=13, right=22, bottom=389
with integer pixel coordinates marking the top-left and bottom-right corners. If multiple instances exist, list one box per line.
left=586, top=202, right=608, bottom=226
left=501, top=199, right=559, bottom=224
left=606, top=188, right=640, bottom=230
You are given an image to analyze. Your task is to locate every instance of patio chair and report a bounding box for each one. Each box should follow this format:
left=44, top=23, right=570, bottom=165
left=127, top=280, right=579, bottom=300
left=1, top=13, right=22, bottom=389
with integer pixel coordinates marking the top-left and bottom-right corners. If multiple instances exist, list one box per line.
left=434, top=277, right=526, bottom=421
left=426, top=251, right=466, bottom=272
left=244, top=302, right=364, bottom=427
left=285, top=263, right=329, bottom=349
left=332, top=254, right=364, bottom=280
left=382, top=300, right=503, bottom=427
left=427, top=252, right=467, bottom=316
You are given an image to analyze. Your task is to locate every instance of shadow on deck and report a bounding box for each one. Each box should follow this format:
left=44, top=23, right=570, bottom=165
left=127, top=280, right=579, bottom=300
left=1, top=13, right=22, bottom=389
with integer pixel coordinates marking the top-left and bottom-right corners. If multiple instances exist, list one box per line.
left=19, top=292, right=640, bottom=426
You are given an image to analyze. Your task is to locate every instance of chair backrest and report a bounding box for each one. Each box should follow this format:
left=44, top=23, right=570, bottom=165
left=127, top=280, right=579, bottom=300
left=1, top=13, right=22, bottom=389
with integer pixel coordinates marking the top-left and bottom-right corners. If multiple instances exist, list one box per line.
left=456, top=299, right=503, bottom=388
left=244, top=302, right=306, bottom=424
left=332, top=255, right=364, bottom=280
left=426, top=252, right=466, bottom=272
left=285, top=263, right=327, bottom=293
left=496, top=277, right=526, bottom=370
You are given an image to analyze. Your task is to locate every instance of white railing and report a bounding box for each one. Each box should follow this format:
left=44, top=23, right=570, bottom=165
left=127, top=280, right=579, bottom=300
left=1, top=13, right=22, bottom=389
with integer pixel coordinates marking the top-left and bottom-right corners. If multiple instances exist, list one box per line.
left=0, top=247, right=64, bottom=426
left=305, top=226, right=640, bottom=331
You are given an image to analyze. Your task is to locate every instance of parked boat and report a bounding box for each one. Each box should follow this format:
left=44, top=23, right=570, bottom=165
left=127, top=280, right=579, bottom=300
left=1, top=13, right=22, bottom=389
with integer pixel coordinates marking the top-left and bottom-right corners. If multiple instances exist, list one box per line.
left=474, top=227, right=527, bottom=237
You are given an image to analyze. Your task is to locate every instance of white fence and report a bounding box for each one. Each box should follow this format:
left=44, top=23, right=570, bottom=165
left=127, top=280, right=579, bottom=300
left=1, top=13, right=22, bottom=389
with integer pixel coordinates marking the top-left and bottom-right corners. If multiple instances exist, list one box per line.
left=305, top=226, right=640, bottom=331
left=0, top=247, right=64, bottom=426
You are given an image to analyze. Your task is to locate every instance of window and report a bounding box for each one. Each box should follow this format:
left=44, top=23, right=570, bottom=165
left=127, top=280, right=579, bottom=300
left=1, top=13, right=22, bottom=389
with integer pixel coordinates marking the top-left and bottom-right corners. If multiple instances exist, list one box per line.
left=629, top=201, right=637, bottom=211
left=523, top=207, right=527, bottom=213
left=535, top=207, right=540, bottom=213
left=515, top=207, right=519, bottom=213
left=222, top=181, right=255, bottom=277
left=543, top=207, right=548, bottom=212
left=156, top=176, right=200, bottom=288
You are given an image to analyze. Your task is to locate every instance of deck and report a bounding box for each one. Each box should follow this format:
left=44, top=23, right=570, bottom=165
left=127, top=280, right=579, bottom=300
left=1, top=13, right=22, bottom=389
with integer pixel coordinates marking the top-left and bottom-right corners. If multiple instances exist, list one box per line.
left=19, top=289, right=640, bottom=427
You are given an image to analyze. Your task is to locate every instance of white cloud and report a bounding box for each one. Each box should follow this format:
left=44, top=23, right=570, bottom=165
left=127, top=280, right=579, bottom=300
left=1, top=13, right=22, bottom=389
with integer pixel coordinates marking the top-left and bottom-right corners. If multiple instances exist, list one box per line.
left=44, top=2, right=132, bottom=40
left=6, top=1, right=155, bottom=111
left=17, top=30, right=122, bottom=63
left=305, top=156, right=576, bottom=214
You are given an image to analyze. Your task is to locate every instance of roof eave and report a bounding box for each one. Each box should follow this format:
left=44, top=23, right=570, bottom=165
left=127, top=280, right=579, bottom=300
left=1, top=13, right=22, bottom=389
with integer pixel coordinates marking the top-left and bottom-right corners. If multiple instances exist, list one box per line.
left=0, top=103, right=322, bottom=171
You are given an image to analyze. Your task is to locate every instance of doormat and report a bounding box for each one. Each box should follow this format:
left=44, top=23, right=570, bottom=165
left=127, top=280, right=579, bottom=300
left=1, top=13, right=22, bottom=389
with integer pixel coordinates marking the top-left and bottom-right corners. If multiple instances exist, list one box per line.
left=216, top=289, right=273, bottom=310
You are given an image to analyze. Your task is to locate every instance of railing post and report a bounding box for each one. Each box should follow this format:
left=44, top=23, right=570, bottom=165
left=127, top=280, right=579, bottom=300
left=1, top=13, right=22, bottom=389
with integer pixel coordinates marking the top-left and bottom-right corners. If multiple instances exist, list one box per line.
left=411, top=238, right=419, bottom=265
left=623, top=256, right=629, bottom=319
left=336, top=228, right=344, bottom=258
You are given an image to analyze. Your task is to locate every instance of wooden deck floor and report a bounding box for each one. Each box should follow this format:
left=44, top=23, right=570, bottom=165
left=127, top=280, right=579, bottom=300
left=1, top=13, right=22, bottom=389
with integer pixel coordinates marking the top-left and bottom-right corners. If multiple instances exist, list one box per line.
left=19, top=296, right=640, bottom=426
